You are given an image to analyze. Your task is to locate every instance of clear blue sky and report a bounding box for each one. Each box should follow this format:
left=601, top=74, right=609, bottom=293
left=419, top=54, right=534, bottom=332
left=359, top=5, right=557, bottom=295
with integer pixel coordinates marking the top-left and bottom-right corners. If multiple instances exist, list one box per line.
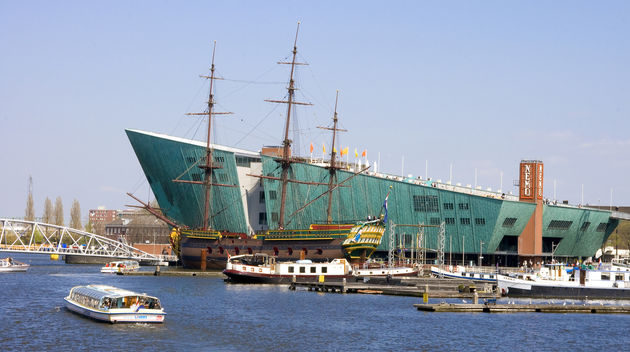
left=1, top=0, right=629, bottom=221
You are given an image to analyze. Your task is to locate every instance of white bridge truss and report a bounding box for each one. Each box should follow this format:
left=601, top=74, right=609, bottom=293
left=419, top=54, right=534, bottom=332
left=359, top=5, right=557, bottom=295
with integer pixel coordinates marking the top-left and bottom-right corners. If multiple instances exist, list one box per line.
left=0, top=218, right=163, bottom=263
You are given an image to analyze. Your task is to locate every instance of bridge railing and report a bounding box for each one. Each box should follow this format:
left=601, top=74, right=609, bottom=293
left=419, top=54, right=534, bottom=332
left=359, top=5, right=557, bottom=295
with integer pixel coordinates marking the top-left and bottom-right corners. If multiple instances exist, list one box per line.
left=0, top=219, right=161, bottom=261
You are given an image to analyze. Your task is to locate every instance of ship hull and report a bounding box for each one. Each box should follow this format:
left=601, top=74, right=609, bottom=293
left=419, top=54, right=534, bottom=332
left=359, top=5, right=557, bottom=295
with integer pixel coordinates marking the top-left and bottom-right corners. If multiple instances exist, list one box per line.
left=181, top=237, right=347, bottom=270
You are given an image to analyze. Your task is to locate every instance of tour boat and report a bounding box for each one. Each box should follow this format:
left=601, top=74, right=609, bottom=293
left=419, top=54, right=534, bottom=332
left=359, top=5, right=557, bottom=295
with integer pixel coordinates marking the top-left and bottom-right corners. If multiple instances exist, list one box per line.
left=64, top=284, right=166, bottom=323
left=497, top=263, right=630, bottom=299
left=100, top=260, right=140, bottom=274
left=354, top=265, right=419, bottom=277
left=0, top=257, right=29, bottom=272
left=430, top=265, right=498, bottom=282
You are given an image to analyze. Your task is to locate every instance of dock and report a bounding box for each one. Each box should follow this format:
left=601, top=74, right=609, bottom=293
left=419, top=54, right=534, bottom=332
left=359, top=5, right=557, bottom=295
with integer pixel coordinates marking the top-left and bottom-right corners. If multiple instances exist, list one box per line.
left=119, top=267, right=224, bottom=277
left=413, top=302, right=630, bottom=314
left=289, top=277, right=497, bottom=298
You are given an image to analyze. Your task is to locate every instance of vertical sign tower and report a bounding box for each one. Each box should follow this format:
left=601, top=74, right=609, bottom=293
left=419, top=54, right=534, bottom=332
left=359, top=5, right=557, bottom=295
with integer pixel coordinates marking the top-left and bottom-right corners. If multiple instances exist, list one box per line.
left=518, top=160, right=544, bottom=258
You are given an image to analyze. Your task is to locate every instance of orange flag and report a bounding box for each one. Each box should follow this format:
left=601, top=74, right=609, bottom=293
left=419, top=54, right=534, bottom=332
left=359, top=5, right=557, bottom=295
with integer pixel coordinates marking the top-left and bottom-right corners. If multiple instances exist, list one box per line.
left=310, top=142, right=313, bottom=154
left=362, top=149, right=367, bottom=158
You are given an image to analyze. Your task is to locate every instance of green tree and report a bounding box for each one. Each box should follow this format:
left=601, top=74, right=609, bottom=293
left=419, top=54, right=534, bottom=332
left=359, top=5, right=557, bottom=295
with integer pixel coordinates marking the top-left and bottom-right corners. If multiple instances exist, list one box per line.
left=70, top=199, right=82, bottom=230
left=84, top=220, right=93, bottom=234
left=25, top=176, right=35, bottom=221
left=54, top=196, right=64, bottom=226
left=42, top=197, right=53, bottom=224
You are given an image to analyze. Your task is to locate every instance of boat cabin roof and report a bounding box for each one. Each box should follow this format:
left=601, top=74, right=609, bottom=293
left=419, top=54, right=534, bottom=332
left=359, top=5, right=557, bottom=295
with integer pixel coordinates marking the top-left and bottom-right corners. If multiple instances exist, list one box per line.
left=70, top=284, right=156, bottom=300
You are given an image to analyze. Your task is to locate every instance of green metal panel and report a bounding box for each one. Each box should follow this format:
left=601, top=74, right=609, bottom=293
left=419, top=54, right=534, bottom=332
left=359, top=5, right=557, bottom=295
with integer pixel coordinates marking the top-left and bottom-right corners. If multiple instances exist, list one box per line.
left=126, top=130, right=248, bottom=233
left=542, top=205, right=613, bottom=257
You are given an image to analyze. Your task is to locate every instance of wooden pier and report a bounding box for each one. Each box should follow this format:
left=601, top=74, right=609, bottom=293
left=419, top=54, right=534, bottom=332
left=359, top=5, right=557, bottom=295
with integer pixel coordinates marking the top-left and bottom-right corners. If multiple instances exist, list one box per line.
left=414, top=302, right=630, bottom=314
left=288, top=279, right=497, bottom=299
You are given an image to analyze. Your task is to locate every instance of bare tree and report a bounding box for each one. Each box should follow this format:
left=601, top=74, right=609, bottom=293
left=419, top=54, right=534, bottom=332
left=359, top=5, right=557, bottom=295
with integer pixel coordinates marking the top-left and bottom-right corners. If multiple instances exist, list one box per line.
left=53, top=196, right=64, bottom=226
left=70, top=199, right=82, bottom=230
left=25, top=176, right=35, bottom=221
left=42, top=197, right=53, bottom=224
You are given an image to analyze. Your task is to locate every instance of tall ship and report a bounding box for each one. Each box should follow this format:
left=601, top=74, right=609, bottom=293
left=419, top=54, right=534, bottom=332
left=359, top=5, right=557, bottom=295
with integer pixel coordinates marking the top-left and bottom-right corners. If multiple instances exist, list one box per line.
left=128, top=25, right=386, bottom=269
left=127, top=28, right=624, bottom=270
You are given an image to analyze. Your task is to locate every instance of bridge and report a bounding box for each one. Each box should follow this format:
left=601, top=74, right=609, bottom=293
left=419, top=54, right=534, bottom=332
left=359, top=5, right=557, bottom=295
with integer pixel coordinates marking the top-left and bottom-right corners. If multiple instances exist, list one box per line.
left=0, top=218, right=176, bottom=265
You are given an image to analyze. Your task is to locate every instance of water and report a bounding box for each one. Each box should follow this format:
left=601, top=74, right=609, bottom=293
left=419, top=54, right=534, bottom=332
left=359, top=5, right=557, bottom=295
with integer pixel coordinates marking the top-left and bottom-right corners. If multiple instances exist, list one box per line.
left=2, top=253, right=629, bottom=351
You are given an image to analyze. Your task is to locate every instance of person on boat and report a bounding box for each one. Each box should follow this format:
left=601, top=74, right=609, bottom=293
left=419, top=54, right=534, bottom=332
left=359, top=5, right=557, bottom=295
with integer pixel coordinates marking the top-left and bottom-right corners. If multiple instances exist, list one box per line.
left=130, top=298, right=139, bottom=311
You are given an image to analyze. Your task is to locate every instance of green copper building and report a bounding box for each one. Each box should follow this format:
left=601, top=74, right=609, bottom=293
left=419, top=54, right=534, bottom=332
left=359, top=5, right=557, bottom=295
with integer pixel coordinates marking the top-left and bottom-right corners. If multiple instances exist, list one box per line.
left=127, top=129, right=620, bottom=266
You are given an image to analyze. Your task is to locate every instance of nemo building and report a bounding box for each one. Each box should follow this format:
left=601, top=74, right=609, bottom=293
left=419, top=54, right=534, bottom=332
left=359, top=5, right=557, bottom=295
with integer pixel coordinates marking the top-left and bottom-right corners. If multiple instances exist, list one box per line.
left=127, top=129, right=623, bottom=267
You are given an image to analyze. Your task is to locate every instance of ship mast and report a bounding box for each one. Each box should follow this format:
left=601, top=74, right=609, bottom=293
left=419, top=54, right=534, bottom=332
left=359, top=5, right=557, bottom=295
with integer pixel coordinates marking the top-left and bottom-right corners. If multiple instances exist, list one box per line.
left=173, top=41, right=233, bottom=230
left=317, top=91, right=347, bottom=224
left=265, top=22, right=313, bottom=229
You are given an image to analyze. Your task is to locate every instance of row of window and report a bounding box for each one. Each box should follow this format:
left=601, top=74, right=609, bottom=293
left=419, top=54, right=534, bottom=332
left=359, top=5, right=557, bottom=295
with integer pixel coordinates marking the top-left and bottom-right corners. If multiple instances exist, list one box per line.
left=287, top=266, right=328, bottom=274
left=413, top=199, right=470, bottom=213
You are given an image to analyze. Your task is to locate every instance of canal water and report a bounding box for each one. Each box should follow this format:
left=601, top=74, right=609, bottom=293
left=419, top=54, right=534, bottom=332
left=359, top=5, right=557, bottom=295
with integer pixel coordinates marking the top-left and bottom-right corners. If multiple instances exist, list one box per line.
left=2, top=253, right=629, bottom=351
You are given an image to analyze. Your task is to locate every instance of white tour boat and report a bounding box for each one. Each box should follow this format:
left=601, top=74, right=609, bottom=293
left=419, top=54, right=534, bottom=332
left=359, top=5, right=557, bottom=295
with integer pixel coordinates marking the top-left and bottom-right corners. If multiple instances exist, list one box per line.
left=354, top=265, right=418, bottom=277
left=0, top=257, right=30, bottom=272
left=430, top=265, right=498, bottom=282
left=100, top=260, right=140, bottom=274
left=65, top=284, right=166, bottom=323
left=497, top=263, right=630, bottom=299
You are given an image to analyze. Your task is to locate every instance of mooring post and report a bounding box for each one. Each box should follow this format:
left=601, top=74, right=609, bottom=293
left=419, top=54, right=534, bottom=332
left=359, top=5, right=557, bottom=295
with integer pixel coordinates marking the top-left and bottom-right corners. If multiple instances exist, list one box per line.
left=154, top=265, right=160, bottom=276
left=473, top=291, right=479, bottom=305
left=200, top=249, right=207, bottom=271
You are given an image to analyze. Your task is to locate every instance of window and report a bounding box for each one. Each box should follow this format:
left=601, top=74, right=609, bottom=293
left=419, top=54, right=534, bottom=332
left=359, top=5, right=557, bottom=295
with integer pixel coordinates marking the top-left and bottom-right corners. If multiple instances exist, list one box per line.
left=413, top=195, right=439, bottom=212
left=443, top=203, right=454, bottom=210
left=460, top=218, right=471, bottom=225
left=445, top=218, right=455, bottom=225
left=258, top=212, right=267, bottom=225
left=186, top=156, right=197, bottom=163
left=271, top=212, right=279, bottom=223
left=213, top=156, right=225, bottom=163
left=259, top=191, right=265, bottom=204
left=192, top=173, right=202, bottom=181
left=548, top=220, right=573, bottom=230
left=299, top=266, right=306, bottom=273
left=218, top=173, right=229, bottom=182
left=502, top=218, right=517, bottom=227
left=430, top=217, right=441, bottom=225
left=601, top=273, right=610, bottom=281
left=475, top=218, right=486, bottom=226
left=310, top=267, right=316, bottom=273
left=580, top=222, right=591, bottom=231
left=322, top=267, right=327, bottom=274
left=616, top=274, right=624, bottom=281
left=288, top=266, right=294, bottom=273
left=596, top=223, right=607, bottom=232
left=269, top=191, right=277, bottom=200
left=458, top=203, right=469, bottom=210
left=236, top=156, right=251, bottom=167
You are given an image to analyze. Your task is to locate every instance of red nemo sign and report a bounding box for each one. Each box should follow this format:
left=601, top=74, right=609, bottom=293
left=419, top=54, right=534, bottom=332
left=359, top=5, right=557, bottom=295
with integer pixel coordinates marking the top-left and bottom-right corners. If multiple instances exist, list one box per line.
left=519, top=161, right=543, bottom=202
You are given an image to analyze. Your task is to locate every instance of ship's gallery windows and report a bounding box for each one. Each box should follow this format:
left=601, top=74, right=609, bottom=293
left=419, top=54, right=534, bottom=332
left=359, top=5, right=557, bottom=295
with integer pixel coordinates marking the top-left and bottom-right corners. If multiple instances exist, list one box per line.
left=445, top=218, right=455, bottom=225
left=502, top=218, right=517, bottom=228
left=443, top=202, right=454, bottom=210
left=460, top=218, right=471, bottom=225
left=413, top=195, right=439, bottom=212
left=458, top=203, right=469, bottom=210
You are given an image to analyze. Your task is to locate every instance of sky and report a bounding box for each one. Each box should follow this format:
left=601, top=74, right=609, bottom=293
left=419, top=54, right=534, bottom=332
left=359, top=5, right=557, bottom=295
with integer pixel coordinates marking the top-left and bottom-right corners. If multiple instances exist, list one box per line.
left=1, top=1, right=629, bottom=221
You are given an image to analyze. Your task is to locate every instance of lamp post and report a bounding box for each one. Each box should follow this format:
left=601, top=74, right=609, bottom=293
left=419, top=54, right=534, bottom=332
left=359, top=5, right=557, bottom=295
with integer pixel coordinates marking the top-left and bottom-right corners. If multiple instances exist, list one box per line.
left=462, top=235, right=465, bottom=266
left=478, top=240, right=484, bottom=267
